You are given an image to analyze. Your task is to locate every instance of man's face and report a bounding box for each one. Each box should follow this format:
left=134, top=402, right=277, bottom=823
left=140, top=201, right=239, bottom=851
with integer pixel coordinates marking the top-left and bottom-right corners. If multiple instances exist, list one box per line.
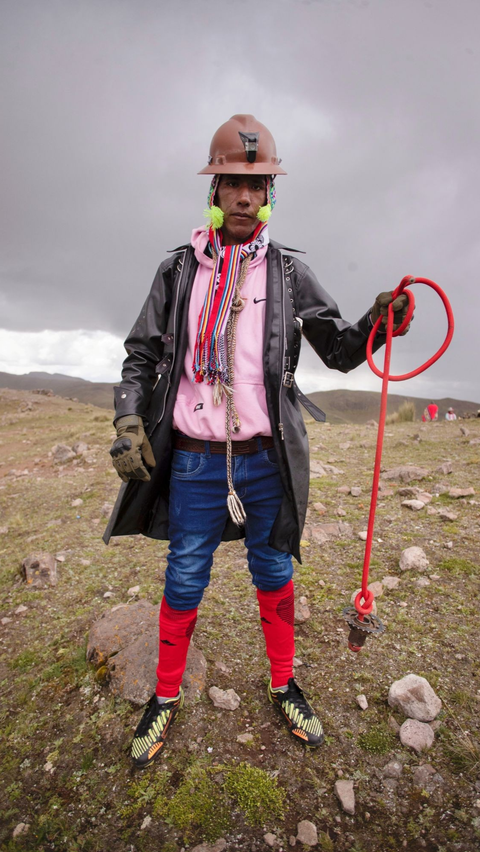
left=215, top=175, right=267, bottom=245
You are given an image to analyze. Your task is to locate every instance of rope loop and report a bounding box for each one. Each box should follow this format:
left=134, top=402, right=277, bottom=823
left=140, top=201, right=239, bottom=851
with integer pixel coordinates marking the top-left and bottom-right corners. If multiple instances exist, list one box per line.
left=355, top=589, right=374, bottom=616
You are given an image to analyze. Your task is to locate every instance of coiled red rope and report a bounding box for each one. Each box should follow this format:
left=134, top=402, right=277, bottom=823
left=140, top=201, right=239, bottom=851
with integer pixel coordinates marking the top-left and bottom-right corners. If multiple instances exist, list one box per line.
left=353, top=276, right=455, bottom=619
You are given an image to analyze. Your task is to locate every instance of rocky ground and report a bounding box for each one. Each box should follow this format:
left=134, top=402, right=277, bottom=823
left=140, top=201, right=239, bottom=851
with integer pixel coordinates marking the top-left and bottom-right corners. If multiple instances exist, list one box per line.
left=0, top=387, right=479, bottom=852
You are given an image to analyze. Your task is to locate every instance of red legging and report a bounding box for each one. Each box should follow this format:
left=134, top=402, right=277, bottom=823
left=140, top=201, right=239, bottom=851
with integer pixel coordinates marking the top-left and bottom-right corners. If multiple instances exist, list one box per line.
left=156, top=597, right=197, bottom=697
left=257, top=580, right=295, bottom=688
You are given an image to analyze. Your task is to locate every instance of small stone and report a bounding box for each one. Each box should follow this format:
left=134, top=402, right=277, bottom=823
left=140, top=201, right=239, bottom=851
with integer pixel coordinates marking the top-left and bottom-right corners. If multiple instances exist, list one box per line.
left=381, top=465, right=428, bottom=483
left=80, top=559, right=91, bottom=566
left=399, top=601, right=408, bottom=607
left=264, top=833, right=277, bottom=847
left=335, top=779, right=355, bottom=815
left=1, top=617, right=12, bottom=625
left=215, top=660, right=230, bottom=674
left=336, top=507, right=347, bottom=516
left=236, top=732, right=254, bottom=744
left=21, top=552, right=58, bottom=587
left=339, top=441, right=351, bottom=450
left=337, top=485, right=351, bottom=494
left=208, top=686, right=241, bottom=710
left=12, top=823, right=30, bottom=838
left=438, top=509, right=458, bottom=521
left=368, top=581, right=383, bottom=598
left=52, top=443, right=76, bottom=464
left=401, top=499, right=425, bottom=511
left=190, top=840, right=227, bottom=852
left=412, top=764, right=444, bottom=791
left=350, top=486, right=362, bottom=497
left=460, top=426, right=469, bottom=436
left=296, top=820, right=318, bottom=846
left=382, top=760, right=403, bottom=779
left=71, top=498, right=84, bottom=507
left=127, top=585, right=140, bottom=596
left=449, top=487, right=475, bottom=498
left=388, top=674, right=442, bottom=721
left=295, top=599, right=311, bottom=622
left=101, top=502, right=114, bottom=517
left=400, top=719, right=435, bottom=753
left=103, top=591, right=114, bottom=599
left=388, top=716, right=401, bottom=735
left=293, top=656, right=303, bottom=667
left=416, top=577, right=430, bottom=588
left=140, top=815, right=152, bottom=830
left=0, top=526, right=9, bottom=534
left=289, top=836, right=297, bottom=847
left=313, top=502, right=327, bottom=515
left=72, top=441, right=89, bottom=455
left=382, top=576, right=400, bottom=590
left=44, top=761, right=54, bottom=772
left=358, top=531, right=368, bottom=541
left=15, top=605, right=28, bottom=614
left=446, top=541, right=453, bottom=549
left=399, top=546, right=429, bottom=572
left=436, top=461, right=453, bottom=475
left=356, top=694, right=368, bottom=710
left=310, top=460, right=326, bottom=477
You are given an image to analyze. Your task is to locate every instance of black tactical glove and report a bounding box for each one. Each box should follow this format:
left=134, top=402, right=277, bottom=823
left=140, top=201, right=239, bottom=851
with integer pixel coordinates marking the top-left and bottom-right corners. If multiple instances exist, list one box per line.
left=371, top=291, right=411, bottom=335
left=110, top=415, right=156, bottom=482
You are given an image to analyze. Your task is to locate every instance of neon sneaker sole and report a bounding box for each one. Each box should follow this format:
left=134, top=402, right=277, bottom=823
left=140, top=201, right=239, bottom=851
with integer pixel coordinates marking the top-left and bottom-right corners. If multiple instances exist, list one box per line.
left=268, top=679, right=324, bottom=747
left=131, top=688, right=184, bottom=769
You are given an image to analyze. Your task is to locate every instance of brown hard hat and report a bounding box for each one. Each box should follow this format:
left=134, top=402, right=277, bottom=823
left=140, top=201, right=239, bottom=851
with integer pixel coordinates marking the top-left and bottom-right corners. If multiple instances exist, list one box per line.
left=198, top=114, right=287, bottom=175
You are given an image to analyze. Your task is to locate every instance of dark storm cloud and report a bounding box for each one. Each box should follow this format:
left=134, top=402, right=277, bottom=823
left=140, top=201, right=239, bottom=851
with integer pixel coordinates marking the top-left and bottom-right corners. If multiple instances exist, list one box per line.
left=1, top=0, right=479, bottom=398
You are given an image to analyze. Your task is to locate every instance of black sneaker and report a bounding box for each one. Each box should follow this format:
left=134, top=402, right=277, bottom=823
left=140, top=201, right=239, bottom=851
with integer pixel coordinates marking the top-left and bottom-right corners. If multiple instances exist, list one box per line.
left=268, top=678, right=324, bottom=747
left=131, top=689, right=184, bottom=769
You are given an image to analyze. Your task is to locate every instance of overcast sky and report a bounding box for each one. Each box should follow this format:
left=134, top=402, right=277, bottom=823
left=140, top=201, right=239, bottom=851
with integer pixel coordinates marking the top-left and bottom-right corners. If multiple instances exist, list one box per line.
left=1, top=0, right=479, bottom=402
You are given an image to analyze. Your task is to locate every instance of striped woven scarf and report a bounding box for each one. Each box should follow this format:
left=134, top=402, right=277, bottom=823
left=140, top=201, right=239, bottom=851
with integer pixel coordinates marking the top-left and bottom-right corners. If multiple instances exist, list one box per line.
left=192, top=221, right=269, bottom=393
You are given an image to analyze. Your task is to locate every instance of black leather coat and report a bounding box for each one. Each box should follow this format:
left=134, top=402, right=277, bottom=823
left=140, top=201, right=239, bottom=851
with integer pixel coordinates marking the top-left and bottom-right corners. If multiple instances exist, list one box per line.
left=103, top=240, right=382, bottom=561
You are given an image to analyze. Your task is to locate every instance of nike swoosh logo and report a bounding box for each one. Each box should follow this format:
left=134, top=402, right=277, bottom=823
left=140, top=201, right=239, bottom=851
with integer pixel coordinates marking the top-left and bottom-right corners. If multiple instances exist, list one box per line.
left=253, top=297, right=266, bottom=304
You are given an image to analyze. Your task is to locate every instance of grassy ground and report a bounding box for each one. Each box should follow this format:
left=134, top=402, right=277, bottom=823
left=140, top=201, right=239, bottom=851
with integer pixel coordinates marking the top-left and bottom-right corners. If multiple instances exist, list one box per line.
left=0, top=388, right=479, bottom=851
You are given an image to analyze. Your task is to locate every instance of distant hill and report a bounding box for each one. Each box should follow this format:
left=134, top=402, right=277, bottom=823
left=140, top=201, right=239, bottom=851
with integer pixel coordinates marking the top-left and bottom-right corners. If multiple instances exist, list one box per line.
left=0, top=371, right=478, bottom=423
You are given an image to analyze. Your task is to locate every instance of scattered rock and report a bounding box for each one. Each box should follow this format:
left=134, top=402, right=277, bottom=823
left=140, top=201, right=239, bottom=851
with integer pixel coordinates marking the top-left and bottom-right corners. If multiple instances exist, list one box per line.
left=191, top=840, right=227, bottom=852
left=335, top=779, right=355, bottom=815
left=366, top=419, right=378, bottom=427
left=382, top=576, right=400, bottom=590
left=388, top=674, right=442, bottom=721
left=237, top=732, right=254, bottom=744
left=21, top=552, right=58, bottom=587
left=295, top=596, right=311, bottom=622
left=350, top=486, right=362, bottom=497
left=381, top=465, right=428, bottom=483
left=72, top=441, right=89, bottom=455
left=140, top=815, right=152, bottom=830
left=336, top=507, right=346, bottom=516
left=459, top=426, right=469, bottom=436
left=337, top=485, right=351, bottom=494
left=368, top=581, right=383, bottom=597
left=103, top=591, right=114, bottom=599
left=412, top=764, right=444, bottom=791
left=313, top=502, right=327, bottom=515
left=71, top=498, right=84, bottom=507
left=358, top=531, right=368, bottom=541
left=296, top=820, right=318, bottom=846
left=469, top=437, right=480, bottom=446
left=209, top=686, right=241, bottom=711
left=310, top=460, right=326, bottom=477
left=356, top=694, right=368, bottom=710
left=101, top=502, right=114, bottom=517
left=399, top=719, right=435, bottom=753
left=449, top=487, right=475, bottom=498
left=399, top=546, right=429, bottom=573
left=0, top=526, right=9, bottom=534
left=436, top=461, right=453, bottom=475
left=215, top=660, right=230, bottom=674
left=293, top=656, right=303, bottom=667
left=15, top=605, right=28, bottom=614
left=339, top=441, right=351, bottom=450
left=388, top=716, right=401, bottom=735
left=438, top=509, right=458, bottom=521
left=12, top=823, right=30, bottom=838
left=127, top=585, right=140, bottom=596
left=415, top=577, right=431, bottom=588
left=52, top=443, right=76, bottom=464
left=264, top=833, right=277, bottom=847
left=382, top=760, right=403, bottom=779
left=1, top=617, right=12, bottom=625
left=401, top=499, right=425, bottom=511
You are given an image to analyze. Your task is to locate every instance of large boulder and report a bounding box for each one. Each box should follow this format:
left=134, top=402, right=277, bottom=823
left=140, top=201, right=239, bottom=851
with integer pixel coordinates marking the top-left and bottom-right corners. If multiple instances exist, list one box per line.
left=388, top=674, right=442, bottom=721
left=87, top=600, right=207, bottom=706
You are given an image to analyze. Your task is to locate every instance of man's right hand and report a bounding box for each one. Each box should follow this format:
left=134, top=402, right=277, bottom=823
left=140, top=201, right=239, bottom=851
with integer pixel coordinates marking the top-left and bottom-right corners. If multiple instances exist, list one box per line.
left=110, top=415, right=156, bottom=482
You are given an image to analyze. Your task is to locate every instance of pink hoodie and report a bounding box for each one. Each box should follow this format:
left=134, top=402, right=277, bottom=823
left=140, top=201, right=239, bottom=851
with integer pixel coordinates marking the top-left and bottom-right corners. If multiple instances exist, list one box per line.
left=172, top=227, right=272, bottom=441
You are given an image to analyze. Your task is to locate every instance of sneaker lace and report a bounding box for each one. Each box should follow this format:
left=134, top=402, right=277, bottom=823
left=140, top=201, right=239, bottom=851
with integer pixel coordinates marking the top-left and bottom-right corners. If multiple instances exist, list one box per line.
left=286, top=680, right=315, bottom=718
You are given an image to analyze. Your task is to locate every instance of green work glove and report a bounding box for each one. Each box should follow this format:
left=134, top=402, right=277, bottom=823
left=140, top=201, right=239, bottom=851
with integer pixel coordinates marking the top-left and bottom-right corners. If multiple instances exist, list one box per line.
left=371, top=291, right=411, bottom=335
left=110, top=415, right=156, bottom=483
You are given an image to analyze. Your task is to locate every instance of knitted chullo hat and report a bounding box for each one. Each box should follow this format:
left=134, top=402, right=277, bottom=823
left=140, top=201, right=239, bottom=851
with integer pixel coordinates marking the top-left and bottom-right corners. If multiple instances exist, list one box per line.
left=203, top=174, right=276, bottom=230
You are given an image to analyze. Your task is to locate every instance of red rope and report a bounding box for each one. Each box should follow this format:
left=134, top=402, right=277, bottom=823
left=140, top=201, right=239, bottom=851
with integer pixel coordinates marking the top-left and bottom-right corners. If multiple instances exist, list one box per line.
left=354, top=276, right=454, bottom=619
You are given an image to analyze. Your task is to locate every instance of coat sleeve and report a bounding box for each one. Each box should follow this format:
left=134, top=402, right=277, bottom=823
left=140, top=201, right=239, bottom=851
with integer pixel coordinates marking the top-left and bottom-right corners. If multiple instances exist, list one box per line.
left=113, top=259, right=174, bottom=422
left=294, top=261, right=383, bottom=373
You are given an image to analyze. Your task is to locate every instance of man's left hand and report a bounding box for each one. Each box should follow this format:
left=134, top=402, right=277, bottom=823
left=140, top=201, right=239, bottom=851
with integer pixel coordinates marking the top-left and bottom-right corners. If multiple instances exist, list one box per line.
left=371, top=291, right=411, bottom=335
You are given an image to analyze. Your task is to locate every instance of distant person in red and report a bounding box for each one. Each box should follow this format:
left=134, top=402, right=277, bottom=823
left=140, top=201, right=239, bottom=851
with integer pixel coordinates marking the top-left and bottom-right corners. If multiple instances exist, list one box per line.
left=422, top=402, right=439, bottom=422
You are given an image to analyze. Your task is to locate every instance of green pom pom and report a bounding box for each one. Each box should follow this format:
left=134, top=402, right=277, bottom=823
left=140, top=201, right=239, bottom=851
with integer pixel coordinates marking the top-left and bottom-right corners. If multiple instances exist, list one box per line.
left=257, top=204, right=272, bottom=223
left=203, top=205, right=224, bottom=229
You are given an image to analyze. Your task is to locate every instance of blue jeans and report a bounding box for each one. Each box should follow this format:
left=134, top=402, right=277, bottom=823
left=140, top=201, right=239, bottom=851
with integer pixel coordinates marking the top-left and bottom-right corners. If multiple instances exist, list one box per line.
left=165, top=441, right=293, bottom=610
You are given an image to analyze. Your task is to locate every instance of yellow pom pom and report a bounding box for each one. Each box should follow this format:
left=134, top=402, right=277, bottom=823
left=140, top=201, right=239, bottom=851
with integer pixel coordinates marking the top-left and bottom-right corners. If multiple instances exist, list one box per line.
left=257, top=204, right=272, bottom=223
left=203, top=205, right=224, bottom=229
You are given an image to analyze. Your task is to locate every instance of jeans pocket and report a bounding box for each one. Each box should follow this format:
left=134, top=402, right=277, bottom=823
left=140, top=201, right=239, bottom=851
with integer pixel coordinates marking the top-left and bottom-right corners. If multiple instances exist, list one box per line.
left=171, top=449, right=206, bottom=478
left=264, top=447, right=280, bottom=468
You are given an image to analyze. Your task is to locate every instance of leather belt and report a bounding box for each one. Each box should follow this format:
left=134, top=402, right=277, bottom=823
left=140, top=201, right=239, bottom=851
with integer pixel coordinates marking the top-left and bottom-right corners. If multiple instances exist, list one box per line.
left=173, top=433, right=274, bottom=455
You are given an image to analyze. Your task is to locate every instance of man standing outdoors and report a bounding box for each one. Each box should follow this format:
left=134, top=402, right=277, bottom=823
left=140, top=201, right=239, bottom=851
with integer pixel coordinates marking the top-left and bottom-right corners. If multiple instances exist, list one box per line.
left=105, top=115, right=408, bottom=768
